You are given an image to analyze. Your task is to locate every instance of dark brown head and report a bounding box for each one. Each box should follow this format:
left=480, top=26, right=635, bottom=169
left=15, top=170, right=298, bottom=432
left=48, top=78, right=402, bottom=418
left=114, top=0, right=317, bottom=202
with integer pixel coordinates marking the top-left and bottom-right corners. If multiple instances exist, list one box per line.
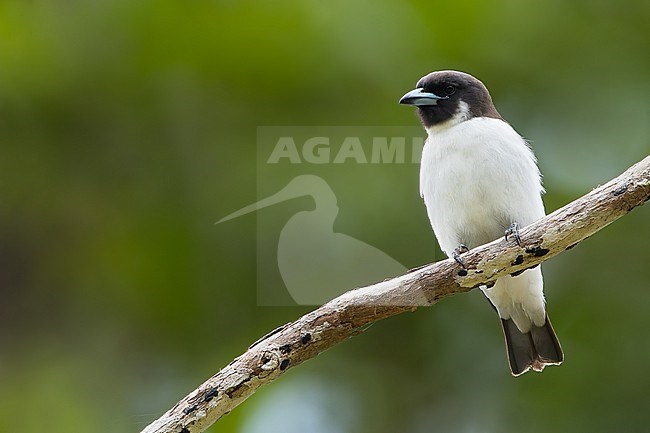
left=399, top=70, right=502, bottom=129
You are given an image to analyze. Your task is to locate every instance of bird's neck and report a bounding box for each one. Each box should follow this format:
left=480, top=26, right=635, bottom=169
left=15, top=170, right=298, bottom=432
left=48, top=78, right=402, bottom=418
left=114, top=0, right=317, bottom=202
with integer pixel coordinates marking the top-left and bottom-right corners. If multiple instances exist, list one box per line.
left=424, top=101, right=472, bottom=134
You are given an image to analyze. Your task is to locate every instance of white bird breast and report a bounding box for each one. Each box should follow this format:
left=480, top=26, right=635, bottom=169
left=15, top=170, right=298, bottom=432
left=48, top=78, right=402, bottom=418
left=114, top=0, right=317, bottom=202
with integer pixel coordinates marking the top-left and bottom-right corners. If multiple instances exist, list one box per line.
left=420, top=116, right=545, bottom=257
left=419, top=115, right=548, bottom=330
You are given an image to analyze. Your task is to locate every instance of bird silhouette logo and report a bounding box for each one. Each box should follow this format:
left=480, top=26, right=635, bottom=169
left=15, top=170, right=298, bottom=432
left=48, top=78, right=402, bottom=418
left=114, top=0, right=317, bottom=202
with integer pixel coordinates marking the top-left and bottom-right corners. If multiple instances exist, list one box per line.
left=217, top=174, right=407, bottom=305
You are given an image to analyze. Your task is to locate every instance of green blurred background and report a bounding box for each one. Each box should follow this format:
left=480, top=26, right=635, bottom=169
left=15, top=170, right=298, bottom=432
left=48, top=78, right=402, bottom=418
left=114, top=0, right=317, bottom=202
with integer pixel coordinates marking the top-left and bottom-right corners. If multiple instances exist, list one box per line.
left=1, top=0, right=649, bottom=432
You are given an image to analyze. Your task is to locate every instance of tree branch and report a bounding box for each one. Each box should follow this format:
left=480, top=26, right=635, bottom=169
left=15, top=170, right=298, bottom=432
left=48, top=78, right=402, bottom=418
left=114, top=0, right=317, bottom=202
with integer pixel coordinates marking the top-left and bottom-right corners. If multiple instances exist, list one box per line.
left=141, top=156, right=650, bottom=433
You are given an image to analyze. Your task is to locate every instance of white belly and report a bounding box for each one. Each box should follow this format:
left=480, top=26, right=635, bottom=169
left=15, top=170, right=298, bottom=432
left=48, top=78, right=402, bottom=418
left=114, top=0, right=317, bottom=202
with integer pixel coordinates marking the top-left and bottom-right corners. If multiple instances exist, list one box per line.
left=419, top=117, right=547, bottom=331
left=420, top=117, right=545, bottom=256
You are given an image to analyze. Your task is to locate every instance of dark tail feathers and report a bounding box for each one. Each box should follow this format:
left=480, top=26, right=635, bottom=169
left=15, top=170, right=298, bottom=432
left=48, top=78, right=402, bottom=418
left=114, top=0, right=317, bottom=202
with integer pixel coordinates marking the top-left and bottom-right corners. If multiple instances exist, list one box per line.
left=501, top=315, right=563, bottom=376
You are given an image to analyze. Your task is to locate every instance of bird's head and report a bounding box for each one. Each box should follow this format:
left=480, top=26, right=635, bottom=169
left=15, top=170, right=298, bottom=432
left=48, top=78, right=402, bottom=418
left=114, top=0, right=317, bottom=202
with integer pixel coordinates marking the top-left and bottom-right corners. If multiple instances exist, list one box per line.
left=399, top=70, right=502, bottom=131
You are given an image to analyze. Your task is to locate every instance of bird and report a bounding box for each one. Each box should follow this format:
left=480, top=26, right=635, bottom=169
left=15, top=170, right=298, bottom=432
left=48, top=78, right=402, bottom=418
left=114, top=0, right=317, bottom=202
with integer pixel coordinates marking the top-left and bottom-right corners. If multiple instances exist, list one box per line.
left=217, top=175, right=407, bottom=305
left=399, top=70, right=563, bottom=376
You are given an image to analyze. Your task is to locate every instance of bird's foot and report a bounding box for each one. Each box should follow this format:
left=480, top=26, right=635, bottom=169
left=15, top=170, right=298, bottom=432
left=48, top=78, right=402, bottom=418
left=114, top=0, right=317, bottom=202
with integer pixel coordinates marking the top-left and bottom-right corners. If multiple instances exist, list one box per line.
left=452, top=244, right=470, bottom=268
left=505, top=222, right=522, bottom=246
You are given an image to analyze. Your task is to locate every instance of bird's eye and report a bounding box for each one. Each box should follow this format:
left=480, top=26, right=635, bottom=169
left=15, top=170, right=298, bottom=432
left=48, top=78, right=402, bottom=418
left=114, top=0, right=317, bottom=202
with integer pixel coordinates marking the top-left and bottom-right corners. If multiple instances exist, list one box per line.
left=443, top=85, right=456, bottom=96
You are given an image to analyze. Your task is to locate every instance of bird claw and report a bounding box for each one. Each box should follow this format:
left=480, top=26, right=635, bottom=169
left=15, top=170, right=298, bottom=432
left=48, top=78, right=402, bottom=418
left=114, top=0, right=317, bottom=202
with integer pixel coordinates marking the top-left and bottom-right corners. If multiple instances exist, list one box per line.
left=452, top=244, right=470, bottom=268
left=505, top=222, right=522, bottom=246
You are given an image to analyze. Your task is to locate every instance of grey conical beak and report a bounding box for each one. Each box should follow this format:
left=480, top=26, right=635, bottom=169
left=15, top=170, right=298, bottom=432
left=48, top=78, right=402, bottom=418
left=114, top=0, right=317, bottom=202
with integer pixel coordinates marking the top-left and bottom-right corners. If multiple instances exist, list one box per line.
left=399, top=88, right=446, bottom=106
